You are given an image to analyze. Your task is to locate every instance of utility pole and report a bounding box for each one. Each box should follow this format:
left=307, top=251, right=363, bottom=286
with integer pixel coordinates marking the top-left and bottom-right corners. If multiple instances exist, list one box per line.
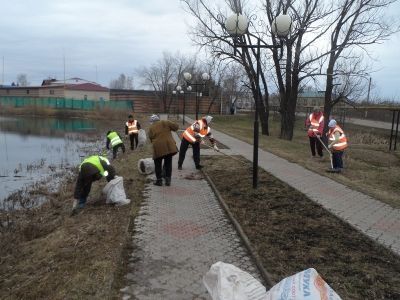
left=1, top=56, right=4, bottom=86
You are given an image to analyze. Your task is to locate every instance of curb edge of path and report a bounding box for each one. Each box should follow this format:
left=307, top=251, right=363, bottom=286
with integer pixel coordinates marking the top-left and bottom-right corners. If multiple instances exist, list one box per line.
left=203, top=171, right=275, bottom=289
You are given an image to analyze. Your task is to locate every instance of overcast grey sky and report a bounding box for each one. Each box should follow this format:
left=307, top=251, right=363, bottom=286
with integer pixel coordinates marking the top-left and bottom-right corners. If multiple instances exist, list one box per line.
left=0, top=0, right=399, bottom=100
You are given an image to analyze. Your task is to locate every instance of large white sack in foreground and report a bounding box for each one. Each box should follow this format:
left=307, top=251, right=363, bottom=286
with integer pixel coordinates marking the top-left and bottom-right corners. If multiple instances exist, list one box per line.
left=203, top=261, right=267, bottom=300
left=265, top=268, right=342, bottom=300
left=204, top=262, right=342, bottom=300
left=138, top=158, right=154, bottom=175
left=102, top=176, right=130, bottom=205
left=137, top=129, right=147, bottom=148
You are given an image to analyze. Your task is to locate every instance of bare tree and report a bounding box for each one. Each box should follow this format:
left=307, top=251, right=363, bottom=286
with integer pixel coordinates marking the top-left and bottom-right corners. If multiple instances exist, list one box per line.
left=16, top=74, right=29, bottom=87
left=110, top=73, right=134, bottom=89
left=137, top=51, right=196, bottom=113
left=321, top=0, right=399, bottom=133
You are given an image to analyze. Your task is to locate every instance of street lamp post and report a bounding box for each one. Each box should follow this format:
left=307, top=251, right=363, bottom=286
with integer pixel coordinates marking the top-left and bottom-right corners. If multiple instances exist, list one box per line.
left=183, top=72, right=210, bottom=120
left=225, top=13, right=291, bottom=188
left=182, top=85, right=192, bottom=125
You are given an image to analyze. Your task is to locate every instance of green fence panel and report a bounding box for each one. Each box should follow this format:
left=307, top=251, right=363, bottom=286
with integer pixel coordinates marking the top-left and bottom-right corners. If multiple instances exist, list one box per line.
left=0, top=96, right=133, bottom=111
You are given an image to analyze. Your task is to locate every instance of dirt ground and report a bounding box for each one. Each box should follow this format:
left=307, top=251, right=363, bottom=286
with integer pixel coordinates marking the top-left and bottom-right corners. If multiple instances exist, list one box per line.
left=0, top=116, right=153, bottom=299
left=204, top=155, right=400, bottom=300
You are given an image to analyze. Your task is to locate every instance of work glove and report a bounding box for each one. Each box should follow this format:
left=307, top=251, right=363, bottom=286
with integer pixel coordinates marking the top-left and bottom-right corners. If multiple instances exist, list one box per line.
left=213, top=144, right=219, bottom=152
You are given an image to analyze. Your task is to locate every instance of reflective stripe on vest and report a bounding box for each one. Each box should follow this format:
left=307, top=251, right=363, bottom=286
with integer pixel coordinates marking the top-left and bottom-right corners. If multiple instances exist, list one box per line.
left=329, top=125, right=348, bottom=151
left=126, top=120, right=138, bottom=134
left=309, top=113, right=324, bottom=133
left=182, top=119, right=210, bottom=143
left=80, top=155, right=110, bottom=177
left=107, top=131, right=123, bottom=147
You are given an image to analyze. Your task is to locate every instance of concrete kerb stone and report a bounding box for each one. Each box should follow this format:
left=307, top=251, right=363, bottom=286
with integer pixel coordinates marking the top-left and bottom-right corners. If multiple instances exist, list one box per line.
left=202, top=171, right=275, bottom=289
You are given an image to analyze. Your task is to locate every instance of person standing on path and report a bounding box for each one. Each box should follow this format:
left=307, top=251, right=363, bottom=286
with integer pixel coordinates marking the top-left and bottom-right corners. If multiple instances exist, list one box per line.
left=178, top=115, right=219, bottom=170
left=305, top=106, right=324, bottom=158
left=327, top=119, right=348, bottom=173
left=125, top=114, right=141, bottom=150
left=148, top=114, right=179, bottom=186
left=72, top=155, right=116, bottom=215
left=106, top=130, right=125, bottom=159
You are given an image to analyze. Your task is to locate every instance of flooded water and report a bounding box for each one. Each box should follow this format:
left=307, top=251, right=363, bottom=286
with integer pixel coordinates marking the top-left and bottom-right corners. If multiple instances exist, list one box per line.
left=0, top=116, right=102, bottom=207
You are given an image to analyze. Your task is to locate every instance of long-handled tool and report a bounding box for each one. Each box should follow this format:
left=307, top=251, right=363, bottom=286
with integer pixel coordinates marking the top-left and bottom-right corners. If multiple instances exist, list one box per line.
left=202, top=142, right=249, bottom=166
left=315, top=134, right=333, bottom=169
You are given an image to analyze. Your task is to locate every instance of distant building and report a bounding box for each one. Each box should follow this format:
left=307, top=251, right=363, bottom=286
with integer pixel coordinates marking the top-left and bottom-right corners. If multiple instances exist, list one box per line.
left=0, top=78, right=110, bottom=101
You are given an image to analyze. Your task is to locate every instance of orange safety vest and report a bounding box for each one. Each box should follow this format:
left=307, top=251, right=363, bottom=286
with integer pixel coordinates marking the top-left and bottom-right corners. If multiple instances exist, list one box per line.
left=126, top=120, right=138, bottom=134
left=308, top=113, right=324, bottom=135
left=328, top=125, right=348, bottom=151
left=182, top=119, right=210, bottom=143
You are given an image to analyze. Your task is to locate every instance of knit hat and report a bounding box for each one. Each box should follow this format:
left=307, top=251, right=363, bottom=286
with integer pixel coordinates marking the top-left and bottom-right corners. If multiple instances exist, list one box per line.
left=328, top=119, right=337, bottom=128
left=204, top=115, right=213, bottom=124
left=149, top=114, right=160, bottom=123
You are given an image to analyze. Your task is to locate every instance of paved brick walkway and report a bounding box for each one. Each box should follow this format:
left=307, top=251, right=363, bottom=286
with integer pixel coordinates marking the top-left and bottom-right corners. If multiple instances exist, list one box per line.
left=181, top=116, right=400, bottom=256
left=120, top=121, right=260, bottom=299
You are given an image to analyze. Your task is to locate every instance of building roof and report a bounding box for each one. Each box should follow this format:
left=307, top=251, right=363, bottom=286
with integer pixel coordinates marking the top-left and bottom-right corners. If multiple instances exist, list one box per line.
left=65, top=83, right=109, bottom=92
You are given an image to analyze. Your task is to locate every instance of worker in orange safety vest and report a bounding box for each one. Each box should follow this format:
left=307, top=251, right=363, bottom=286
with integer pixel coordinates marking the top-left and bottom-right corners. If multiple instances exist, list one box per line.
left=178, top=115, right=218, bottom=170
left=305, top=106, right=324, bottom=158
left=125, top=114, right=141, bottom=150
left=327, top=119, right=348, bottom=173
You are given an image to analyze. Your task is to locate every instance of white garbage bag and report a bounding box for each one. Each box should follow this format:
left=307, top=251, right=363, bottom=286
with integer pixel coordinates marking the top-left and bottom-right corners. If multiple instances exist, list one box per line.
left=203, top=262, right=267, bottom=300
left=137, top=129, right=147, bottom=148
left=265, top=268, right=342, bottom=300
left=102, top=176, right=130, bottom=205
left=204, top=262, right=342, bottom=300
left=138, top=158, right=154, bottom=175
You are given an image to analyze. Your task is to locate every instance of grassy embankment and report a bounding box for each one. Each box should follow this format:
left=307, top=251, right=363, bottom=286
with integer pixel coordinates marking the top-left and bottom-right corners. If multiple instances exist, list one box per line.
left=0, top=113, right=153, bottom=299
left=204, top=155, right=400, bottom=299
left=212, top=114, right=400, bottom=208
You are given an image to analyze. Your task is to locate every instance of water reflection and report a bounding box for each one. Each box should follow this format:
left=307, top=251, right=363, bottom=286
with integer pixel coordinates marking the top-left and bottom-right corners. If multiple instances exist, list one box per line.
left=0, top=116, right=100, bottom=206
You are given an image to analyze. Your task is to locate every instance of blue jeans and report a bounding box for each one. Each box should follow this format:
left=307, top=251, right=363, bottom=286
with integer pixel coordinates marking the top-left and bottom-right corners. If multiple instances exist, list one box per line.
left=332, top=151, right=344, bottom=169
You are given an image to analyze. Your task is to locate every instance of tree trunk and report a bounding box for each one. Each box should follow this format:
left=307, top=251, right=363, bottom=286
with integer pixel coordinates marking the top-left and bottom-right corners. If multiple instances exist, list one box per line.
left=259, top=111, right=269, bottom=135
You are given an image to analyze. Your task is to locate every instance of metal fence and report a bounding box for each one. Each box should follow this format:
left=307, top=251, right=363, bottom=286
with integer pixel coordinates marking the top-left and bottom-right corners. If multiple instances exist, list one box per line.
left=0, top=97, right=133, bottom=111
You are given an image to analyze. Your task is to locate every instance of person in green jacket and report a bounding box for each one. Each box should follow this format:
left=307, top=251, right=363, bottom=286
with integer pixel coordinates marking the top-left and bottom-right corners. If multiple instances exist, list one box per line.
left=106, top=130, right=125, bottom=159
left=72, top=155, right=116, bottom=215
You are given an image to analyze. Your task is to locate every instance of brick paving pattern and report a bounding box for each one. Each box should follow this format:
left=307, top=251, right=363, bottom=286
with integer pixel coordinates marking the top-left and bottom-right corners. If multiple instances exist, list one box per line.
left=180, top=116, right=399, bottom=256
left=120, top=120, right=261, bottom=299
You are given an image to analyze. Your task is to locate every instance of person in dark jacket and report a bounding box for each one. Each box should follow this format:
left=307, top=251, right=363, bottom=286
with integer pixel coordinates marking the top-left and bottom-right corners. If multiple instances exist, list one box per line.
left=125, top=114, right=141, bottom=150
left=106, top=130, right=125, bottom=159
left=148, top=114, right=179, bottom=186
left=72, top=155, right=116, bottom=215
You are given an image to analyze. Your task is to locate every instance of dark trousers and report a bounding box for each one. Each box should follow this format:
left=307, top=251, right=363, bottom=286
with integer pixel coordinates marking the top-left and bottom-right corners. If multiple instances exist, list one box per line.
left=332, top=151, right=344, bottom=169
left=74, top=173, right=95, bottom=207
left=129, top=134, right=139, bottom=150
left=178, top=138, right=200, bottom=167
left=309, top=136, right=323, bottom=157
left=113, top=143, right=125, bottom=158
left=154, top=154, right=173, bottom=180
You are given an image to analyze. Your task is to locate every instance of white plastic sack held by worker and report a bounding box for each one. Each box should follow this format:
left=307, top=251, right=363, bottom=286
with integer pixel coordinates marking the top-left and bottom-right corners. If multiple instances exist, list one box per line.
left=137, top=129, right=147, bottom=148
left=102, top=176, right=130, bottom=205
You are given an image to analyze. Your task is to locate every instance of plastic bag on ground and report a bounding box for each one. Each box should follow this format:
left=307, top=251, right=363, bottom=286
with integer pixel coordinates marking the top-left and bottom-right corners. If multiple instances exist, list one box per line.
left=137, top=129, right=147, bottom=148
left=203, top=262, right=267, bottom=300
left=138, top=158, right=154, bottom=175
left=265, top=268, right=342, bottom=300
left=102, top=176, right=130, bottom=205
left=204, top=262, right=342, bottom=300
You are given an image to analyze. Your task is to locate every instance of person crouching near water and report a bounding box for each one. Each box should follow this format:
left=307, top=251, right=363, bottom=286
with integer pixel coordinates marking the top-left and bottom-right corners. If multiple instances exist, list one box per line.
left=148, top=114, right=179, bottom=186
left=72, top=155, right=116, bottom=215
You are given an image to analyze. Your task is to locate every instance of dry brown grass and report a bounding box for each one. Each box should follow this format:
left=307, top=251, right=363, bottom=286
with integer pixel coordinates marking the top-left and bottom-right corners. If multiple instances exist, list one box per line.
left=212, top=115, right=400, bottom=208
left=0, top=134, right=152, bottom=299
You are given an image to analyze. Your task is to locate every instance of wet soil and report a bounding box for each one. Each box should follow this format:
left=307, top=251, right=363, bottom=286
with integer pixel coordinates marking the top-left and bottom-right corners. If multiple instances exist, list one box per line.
left=204, top=155, right=400, bottom=300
